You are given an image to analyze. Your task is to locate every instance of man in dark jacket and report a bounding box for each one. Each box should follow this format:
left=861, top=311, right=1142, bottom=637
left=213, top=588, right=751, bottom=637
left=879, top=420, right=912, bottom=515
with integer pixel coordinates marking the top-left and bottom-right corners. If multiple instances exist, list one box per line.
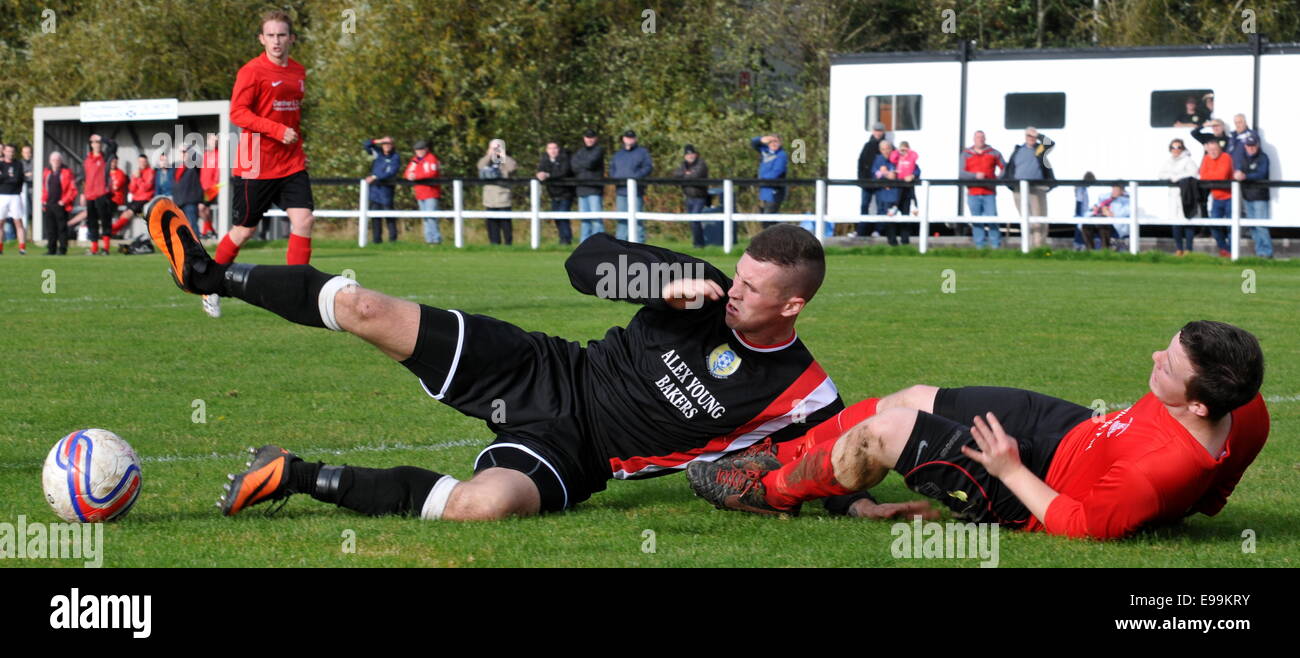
left=856, top=122, right=887, bottom=236
left=536, top=140, right=575, bottom=245
left=364, top=136, right=402, bottom=243
left=174, top=149, right=205, bottom=238
left=671, top=144, right=710, bottom=247
left=570, top=129, right=605, bottom=242
left=1234, top=136, right=1272, bottom=258
left=609, top=130, right=652, bottom=241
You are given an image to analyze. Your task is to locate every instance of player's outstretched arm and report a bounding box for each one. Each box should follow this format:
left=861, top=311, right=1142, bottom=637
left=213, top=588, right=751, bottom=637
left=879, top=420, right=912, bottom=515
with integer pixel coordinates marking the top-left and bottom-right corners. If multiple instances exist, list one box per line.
left=565, top=233, right=730, bottom=308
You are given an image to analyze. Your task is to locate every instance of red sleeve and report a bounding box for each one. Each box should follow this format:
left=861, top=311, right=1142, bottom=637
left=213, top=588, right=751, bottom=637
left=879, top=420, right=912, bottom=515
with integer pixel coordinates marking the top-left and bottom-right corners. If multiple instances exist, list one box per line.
left=1042, top=461, right=1161, bottom=539
left=1194, top=397, right=1269, bottom=516
left=60, top=170, right=77, bottom=207
left=229, top=65, right=286, bottom=142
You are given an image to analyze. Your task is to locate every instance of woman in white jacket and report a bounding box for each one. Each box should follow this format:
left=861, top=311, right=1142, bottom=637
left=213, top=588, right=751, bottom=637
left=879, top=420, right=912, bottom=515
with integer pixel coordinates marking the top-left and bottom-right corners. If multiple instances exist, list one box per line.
left=1159, top=139, right=1201, bottom=256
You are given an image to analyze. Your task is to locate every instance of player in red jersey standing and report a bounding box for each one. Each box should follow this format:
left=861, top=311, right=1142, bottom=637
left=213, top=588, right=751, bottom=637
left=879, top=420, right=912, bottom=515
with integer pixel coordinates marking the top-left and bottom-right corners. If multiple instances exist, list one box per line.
left=203, top=9, right=314, bottom=318
left=691, top=321, right=1269, bottom=540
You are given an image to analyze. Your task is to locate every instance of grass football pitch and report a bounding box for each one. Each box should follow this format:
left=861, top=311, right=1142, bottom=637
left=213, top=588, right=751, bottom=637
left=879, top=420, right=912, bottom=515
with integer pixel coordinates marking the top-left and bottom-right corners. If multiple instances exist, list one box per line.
left=2, top=240, right=1297, bottom=567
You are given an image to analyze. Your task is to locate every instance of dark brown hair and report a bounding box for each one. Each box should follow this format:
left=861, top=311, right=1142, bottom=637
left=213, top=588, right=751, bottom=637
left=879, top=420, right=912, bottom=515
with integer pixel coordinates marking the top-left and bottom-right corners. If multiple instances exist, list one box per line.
left=1179, top=321, right=1264, bottom=421
left=744, top=224, right=826, bottom=301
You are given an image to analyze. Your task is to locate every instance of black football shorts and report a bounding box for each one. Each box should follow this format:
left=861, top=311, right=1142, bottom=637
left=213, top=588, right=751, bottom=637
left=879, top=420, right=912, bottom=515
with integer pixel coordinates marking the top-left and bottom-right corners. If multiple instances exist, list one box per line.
left=894, top=386, right=1092, bottom=526
left=399, top=304, right=610, bottom=513
left=231, top=170, right=314, bottom=228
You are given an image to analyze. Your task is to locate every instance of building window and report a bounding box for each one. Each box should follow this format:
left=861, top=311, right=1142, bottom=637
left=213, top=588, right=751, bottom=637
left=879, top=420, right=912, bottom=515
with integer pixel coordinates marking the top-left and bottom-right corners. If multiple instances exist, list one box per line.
left=866, top=95, right=922, bottom=131
left=1004, top=92, right=1065, bottom=130
left=1151, top=89, right=1215, bottom=128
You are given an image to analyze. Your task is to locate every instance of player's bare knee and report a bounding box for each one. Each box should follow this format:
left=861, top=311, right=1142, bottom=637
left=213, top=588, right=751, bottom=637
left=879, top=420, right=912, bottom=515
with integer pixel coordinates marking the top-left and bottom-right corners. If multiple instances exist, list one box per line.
left=337, top=287, right=385, bottom=326
left=880, top=384, right=938, bottom=412
left=441, top=485, right=523, bottom=521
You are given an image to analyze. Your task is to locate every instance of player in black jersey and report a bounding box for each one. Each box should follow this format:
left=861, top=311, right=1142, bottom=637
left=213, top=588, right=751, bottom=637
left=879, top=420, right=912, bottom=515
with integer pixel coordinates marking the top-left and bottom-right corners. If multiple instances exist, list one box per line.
left=145, top=196, right=845, bottom=520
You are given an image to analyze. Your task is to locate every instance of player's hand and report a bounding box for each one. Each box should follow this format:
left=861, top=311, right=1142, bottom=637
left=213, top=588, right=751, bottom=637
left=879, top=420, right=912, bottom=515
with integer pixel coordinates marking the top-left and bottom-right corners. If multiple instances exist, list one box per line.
left=662, top=278, right=724, bottom=310
left=850, top=499, right=941, bottom=521
left=281, top=127, right=298, bottom=145
left=962, top=412, right=1024, bottom=479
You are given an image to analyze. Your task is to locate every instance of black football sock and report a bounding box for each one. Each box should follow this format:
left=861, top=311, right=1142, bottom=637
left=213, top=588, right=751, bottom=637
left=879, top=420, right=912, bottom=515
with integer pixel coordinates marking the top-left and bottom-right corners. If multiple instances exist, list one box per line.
left=295, top=462, right=444, bottom=517
left=823, top=490, right=879, bottom=516
left=219, top=264, right=335, bottom=329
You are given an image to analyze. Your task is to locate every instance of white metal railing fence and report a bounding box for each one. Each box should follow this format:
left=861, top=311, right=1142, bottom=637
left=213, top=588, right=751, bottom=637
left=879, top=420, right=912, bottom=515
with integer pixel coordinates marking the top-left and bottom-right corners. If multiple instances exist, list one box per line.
left=263, top=177, right=1297, bottom=261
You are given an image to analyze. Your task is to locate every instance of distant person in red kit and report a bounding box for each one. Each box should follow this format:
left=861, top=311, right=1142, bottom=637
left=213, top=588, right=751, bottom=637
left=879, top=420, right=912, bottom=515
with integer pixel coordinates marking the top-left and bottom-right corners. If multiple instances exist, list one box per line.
left=205, top=8, right=315, bottom=319
left=690, top=321, right=1269, bottom=541
left=114, top=154, right=155, bottom=236
left=199, top=133, right=221, bottom=239
left=83, top=134, right=117, bottom=255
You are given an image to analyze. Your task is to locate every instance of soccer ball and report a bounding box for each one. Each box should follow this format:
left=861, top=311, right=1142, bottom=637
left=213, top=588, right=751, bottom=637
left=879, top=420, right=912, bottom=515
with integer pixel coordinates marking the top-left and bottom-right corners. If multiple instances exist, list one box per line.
left=41, top=429, right=143, bottom=523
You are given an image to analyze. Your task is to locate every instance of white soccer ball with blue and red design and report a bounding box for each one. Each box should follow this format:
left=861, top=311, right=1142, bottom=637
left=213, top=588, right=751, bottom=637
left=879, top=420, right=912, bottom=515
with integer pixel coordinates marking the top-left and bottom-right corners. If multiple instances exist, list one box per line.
left=41, top=429, right=143, bottom=523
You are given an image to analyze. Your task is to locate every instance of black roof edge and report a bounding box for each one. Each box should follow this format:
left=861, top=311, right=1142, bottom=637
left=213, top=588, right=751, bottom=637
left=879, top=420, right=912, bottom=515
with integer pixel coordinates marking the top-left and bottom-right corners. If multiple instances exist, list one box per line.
left=831, top=41, right=1300, bottom=65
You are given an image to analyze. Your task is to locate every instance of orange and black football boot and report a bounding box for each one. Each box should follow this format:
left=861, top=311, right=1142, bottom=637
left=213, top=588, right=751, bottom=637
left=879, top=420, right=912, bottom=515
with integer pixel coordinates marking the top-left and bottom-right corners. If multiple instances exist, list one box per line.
left=219, top=445, right=299, bottom=516
left=145, top=196, right=218, bottom=294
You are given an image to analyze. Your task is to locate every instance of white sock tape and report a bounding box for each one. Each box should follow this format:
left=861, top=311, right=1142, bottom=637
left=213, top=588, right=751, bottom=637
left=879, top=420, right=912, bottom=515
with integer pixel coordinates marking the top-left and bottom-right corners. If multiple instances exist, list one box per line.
left=318, top=276, right=359, bottom=331
left=420, top=475, right=461, bottom=520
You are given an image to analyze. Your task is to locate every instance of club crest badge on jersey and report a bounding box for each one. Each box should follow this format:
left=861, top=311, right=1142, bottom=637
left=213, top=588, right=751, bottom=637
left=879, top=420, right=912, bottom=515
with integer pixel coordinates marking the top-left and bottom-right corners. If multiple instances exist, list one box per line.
left=707, top=343, right=742, bottom=379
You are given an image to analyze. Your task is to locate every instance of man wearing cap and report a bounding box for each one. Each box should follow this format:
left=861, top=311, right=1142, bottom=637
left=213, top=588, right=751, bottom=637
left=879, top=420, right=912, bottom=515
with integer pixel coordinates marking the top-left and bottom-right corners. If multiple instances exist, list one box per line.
left=364, top=136, right=402, bottom=244
left=609, top=130, right=652, bottom=241
left=570, top=129, right=606, bottom=242
left=856, top=122, right=887, bottom=237
left=671, top=144, right=710, bottom=247
left=404, top=140, right=442, bottom=245
left=1233, top=135, right=1272, bottom=258
left=752, top=134, right=788, bottom=217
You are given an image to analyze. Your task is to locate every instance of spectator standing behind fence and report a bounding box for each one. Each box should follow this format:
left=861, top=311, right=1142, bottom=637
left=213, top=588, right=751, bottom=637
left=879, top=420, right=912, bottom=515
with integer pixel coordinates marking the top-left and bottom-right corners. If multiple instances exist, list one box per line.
left=1159, top=139, right=1200, bottom=256
left=670, top=144, right=710, bottom=247
left=0, top=144, right=26, bottom=255
left=609, top=130, right=651, bottom=241
left=477, top=138, right=517, bottom=245
left=1200, top=140, right=1234, bottom=258
left=536, top=140, right=574, bottom=246
left=1229, top=114, right=1258, bottom=156
left=42, top=151, right=75, bottom=256
left=571, top=129, right=605, bottom=243
left=872, top=140, right=908, bottom=246
left=752, top=134, right=788, bottom=216
left=892, top=141, right=920, bottom=238
left=1072, top=171, right=1095, bottom=251
left=1191, top=118, right=1230, bottom=154
left=855, top=122, right=887, bottom=237
left=960, top=130, right=1005, bottom=250
left=364, top=136, right=402, bottom=244
left=1003, top=127, right=1054, bottom=249
left=405, top=140, right=442, bottom=245
left=1234, top=135, right=1272, bottom=259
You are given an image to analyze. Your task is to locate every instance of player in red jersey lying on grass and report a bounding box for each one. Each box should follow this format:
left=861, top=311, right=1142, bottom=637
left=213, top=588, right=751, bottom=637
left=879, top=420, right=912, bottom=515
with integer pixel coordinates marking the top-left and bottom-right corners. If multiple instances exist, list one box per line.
left=690, top=321, right=1268, bottom=540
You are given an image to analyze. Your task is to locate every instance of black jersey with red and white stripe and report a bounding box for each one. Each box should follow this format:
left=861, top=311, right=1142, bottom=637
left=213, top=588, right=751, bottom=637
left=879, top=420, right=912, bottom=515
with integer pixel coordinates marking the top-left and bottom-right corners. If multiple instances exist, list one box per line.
left=566, top=234, right=844, bottom=480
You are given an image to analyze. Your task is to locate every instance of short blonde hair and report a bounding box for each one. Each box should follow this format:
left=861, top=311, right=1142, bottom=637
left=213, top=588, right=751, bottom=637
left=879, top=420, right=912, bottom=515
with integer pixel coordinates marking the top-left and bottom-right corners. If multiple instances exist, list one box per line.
left=259, top=9, right=293, bottom=35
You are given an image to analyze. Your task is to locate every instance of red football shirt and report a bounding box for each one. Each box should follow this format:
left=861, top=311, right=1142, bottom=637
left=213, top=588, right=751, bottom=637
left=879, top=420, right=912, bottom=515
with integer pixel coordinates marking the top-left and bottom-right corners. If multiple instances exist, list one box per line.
left=230, top=53, right=306, bottom=180
left=1024, top=392, right=1269, bottom=539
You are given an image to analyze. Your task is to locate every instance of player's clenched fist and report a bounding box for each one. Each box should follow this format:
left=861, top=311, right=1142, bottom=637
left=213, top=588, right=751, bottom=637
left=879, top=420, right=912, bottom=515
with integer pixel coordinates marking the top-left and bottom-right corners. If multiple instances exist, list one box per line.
left=661, top=278, right=724, bottom=310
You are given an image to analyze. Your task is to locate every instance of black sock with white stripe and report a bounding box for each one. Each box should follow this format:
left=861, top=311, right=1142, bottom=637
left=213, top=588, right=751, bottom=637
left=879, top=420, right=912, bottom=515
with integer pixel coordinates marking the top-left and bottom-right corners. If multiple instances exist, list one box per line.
left=220, top=264, right=336, bottom=329
left=297, top=463, right=445, bottom=517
